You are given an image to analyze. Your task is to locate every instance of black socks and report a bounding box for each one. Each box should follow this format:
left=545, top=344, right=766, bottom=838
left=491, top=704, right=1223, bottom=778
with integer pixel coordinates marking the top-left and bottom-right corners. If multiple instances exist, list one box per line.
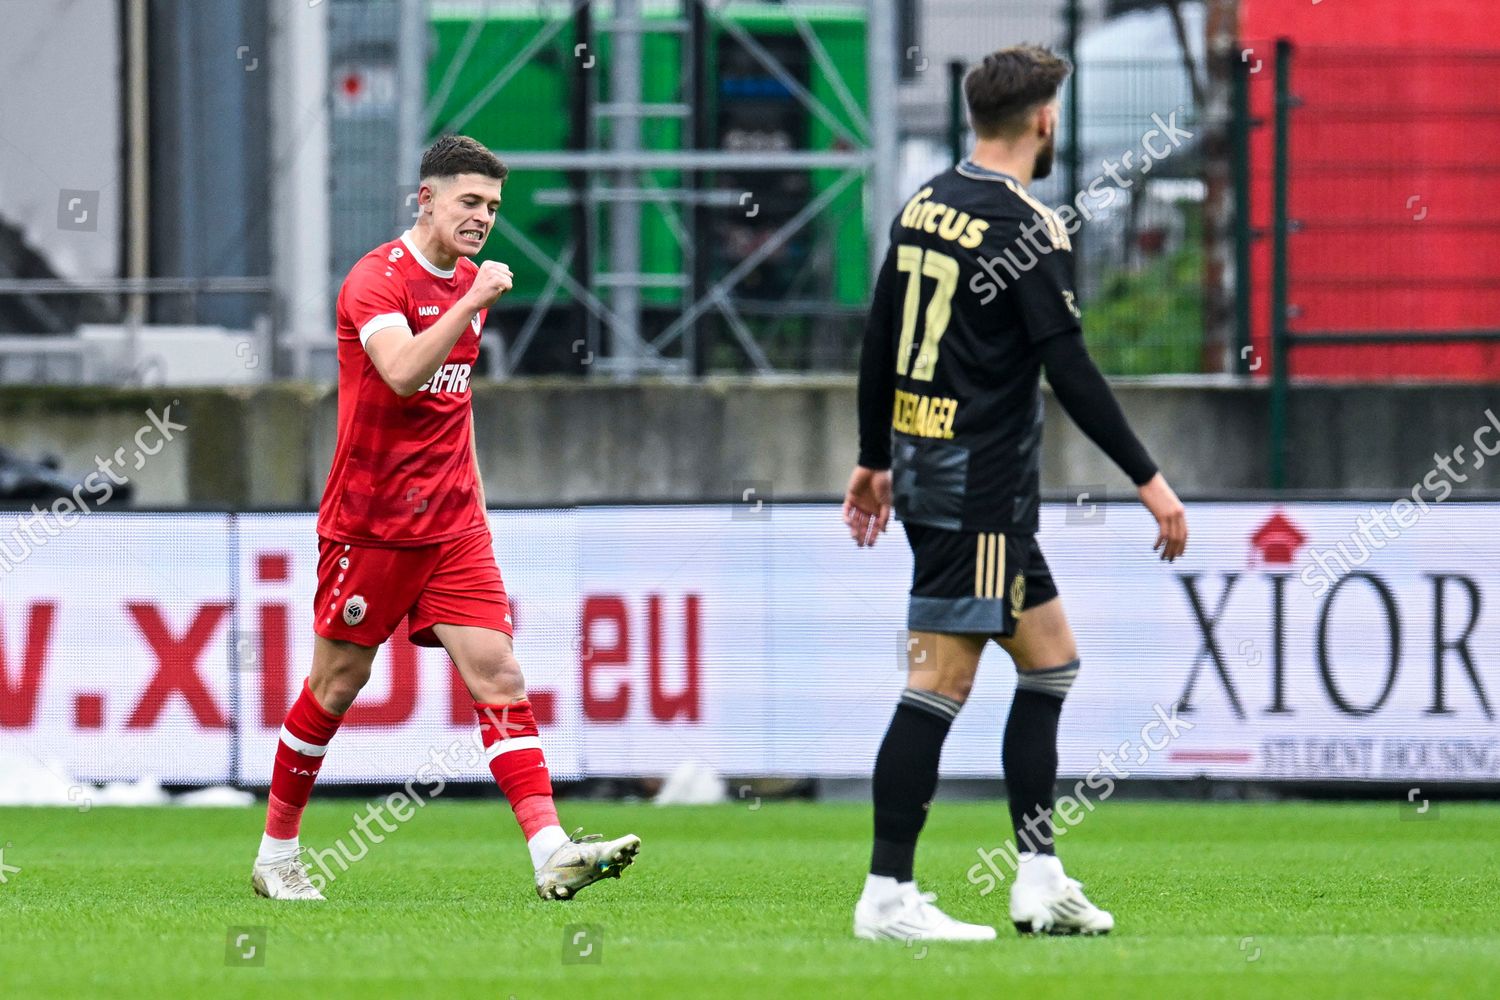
left=871, top=656, right=1081, bottom=878
left=870, top=688, right=963, bottom=881
left=1003, top=686, right=1067, bottom=855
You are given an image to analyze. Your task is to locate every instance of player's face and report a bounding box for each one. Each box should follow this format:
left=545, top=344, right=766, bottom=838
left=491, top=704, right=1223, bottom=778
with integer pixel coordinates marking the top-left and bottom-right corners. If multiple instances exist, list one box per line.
left=1033, top=99, right=1059, bottom=181
left=422, top=173, right=503, bottom=258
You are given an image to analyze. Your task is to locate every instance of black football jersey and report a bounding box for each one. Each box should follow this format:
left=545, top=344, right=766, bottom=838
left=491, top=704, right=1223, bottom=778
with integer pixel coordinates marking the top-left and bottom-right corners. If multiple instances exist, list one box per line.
left=857, top=160, right=1085, bottom=533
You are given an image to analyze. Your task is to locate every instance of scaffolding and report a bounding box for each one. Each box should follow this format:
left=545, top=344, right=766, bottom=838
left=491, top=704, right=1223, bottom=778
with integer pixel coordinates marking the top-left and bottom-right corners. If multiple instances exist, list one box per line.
left=415, top=0, right=899, bottom=376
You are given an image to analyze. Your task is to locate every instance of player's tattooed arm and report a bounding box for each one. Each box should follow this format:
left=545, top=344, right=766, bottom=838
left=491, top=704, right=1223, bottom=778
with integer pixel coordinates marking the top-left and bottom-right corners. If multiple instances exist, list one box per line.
left=366, top=261, right=512, bottom=396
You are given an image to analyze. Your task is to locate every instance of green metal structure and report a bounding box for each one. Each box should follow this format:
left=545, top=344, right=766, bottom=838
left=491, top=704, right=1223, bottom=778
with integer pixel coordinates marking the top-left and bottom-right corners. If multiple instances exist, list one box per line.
left=425, top=5, right=870, bottom=312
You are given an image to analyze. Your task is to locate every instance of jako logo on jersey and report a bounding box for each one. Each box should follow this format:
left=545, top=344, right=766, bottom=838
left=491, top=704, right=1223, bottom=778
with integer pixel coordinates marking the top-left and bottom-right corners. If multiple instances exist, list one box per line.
left=388, top=247, right=405, bottom=263
left=343, top=594, right=367, bottom=627
left=418, top=363, right=472, bottom=394
left=418, top=305, right=441, bottom=317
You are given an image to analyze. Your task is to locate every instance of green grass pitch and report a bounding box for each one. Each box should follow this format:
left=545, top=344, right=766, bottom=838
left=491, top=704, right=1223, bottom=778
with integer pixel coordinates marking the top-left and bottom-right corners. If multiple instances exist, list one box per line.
left=2, top=798, right=1497, bottom=998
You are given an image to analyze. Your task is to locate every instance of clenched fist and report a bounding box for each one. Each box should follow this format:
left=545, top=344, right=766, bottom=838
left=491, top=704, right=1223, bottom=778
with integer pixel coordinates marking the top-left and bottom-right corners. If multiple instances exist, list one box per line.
left=467, top=260, right=513, bottom=310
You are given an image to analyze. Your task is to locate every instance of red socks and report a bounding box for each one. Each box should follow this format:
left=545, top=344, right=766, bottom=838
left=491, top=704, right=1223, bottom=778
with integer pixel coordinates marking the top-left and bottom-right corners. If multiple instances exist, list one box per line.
left=263, top=687, right=557, bottom=848
left=475, top=699, right=559, bottom=839
left=265, top=679, right=343, bottom=839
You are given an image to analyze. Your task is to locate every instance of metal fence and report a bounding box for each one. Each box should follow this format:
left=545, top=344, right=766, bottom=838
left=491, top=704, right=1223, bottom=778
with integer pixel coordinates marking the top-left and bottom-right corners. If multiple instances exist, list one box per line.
left=384, top=0, right=891, bottom=377
left=1255, top=43, right=1500, bottom=485
left=322, top=2, right=1207, bottom=377
left=38, top=5, right=1500, bottom=390
left=1034, top=57, right=1204, bottom=376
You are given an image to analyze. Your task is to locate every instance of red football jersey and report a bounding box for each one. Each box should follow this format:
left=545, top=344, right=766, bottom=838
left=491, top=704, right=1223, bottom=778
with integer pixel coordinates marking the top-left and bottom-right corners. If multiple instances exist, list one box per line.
left=317, top=233, right=488, bottom=547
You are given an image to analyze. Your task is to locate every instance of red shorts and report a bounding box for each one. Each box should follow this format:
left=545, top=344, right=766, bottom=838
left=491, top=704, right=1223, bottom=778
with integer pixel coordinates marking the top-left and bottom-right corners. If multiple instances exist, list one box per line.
left=313, top=528, right=512, bottom=648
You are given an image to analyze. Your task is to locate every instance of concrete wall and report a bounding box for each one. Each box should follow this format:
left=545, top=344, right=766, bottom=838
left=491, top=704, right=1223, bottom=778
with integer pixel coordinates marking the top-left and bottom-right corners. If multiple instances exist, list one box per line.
left=1, top=380, right=1496, bottom=509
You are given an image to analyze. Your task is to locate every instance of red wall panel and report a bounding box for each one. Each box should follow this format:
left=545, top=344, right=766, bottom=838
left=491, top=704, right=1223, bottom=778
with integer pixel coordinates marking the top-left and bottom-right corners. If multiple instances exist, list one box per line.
left=1241, top=1, right=1500, bottom=380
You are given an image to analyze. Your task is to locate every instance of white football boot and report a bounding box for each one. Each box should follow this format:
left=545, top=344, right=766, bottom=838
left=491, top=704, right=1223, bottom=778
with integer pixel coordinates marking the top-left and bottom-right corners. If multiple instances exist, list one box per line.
left=535, top=828, right=641, bottom=900
left=855, top=882, right=998, bottom=942
left=1009, top=853, right=1113, bottom=935
left=251, top=855, right=326, bottom=901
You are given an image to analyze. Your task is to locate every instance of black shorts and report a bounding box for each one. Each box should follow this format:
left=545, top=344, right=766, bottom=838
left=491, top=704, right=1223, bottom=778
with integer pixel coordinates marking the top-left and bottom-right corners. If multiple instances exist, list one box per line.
left=903, top=522, right=1059, bottom=637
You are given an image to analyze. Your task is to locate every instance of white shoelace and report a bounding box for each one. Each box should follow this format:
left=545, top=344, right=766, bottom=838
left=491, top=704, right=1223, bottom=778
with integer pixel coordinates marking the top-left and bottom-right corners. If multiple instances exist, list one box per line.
left=273, top=858, right=316, bottom=894
left=903, top=891, right=953, bottom=928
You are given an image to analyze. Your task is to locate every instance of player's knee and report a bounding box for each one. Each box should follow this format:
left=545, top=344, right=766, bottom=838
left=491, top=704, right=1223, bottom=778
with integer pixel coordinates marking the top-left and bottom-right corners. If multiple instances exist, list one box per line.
left=931, top=671, right=976, bottom=703
left=467, top=645, right=527, bottom=703
left=311, top=645, right=374, bottom=714
left=320, top=673, right=370, bottom=715
left=1015, top=658, right=1080, bottom=701
left=1008, top=634, right=1078, bottom=674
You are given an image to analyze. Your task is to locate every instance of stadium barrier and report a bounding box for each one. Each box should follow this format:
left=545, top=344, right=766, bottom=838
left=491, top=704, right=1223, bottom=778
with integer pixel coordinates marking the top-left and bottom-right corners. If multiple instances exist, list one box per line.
left=1, top=501, right=1496, bottom=786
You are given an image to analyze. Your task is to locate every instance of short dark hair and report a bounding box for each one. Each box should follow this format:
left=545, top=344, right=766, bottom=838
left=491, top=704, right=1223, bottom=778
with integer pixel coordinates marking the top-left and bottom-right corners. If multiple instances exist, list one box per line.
left=419, top=134, right=509, bottom=183
left=964, top=45, right=1071, bottom=140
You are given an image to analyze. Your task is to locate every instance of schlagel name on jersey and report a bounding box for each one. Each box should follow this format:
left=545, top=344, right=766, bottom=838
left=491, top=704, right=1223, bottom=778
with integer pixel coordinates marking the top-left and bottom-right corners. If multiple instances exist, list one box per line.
left=898, top=187, right=990, bottom=249
left=892, top=388, right=957, bottom=440
left=418, top=363, right=471, bottom=394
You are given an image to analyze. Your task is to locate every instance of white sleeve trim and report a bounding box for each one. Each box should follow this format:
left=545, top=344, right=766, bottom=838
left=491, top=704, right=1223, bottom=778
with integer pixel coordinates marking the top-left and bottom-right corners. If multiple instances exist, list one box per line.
left=358, top=312, right=410, bottom=347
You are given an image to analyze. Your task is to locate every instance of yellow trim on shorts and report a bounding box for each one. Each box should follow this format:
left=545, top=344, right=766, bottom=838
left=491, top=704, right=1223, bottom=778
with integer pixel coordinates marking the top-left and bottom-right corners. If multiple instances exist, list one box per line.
left=975, top=532, right=1006, bottom=598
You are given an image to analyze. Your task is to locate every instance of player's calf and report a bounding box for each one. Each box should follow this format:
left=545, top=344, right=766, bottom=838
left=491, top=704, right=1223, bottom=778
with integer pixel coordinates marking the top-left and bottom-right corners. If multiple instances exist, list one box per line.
left=471, top=697, right=641, bottom=899
left=253, top=671, right=351, bottom=897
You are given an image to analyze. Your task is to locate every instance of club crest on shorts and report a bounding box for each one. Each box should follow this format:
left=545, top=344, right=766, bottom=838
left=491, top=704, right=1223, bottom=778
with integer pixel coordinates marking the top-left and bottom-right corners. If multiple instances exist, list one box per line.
left=1010, top=573, right=1026, bottom=617
left=343, top=594, right=368, bottom=627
